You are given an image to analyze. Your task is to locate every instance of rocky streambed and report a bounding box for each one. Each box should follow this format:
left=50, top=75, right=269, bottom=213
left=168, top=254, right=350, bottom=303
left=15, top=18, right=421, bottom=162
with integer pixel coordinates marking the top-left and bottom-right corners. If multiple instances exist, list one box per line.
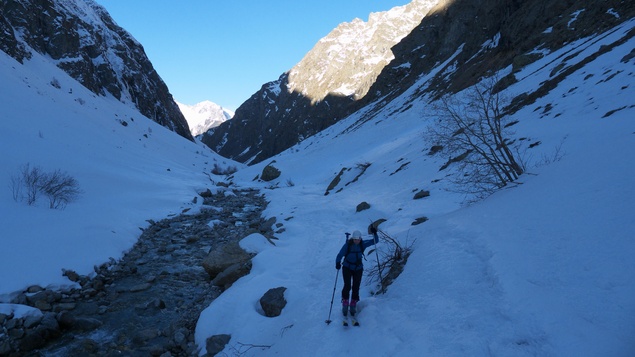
left=0, top=187, right=276, bottom=356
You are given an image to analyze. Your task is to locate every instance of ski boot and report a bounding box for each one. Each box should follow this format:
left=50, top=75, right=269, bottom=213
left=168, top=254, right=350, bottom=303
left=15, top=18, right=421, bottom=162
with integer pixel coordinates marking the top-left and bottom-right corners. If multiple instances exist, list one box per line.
left=349, top=299, right=358, bottom=316
left=341, top=299, right=349, bottom=316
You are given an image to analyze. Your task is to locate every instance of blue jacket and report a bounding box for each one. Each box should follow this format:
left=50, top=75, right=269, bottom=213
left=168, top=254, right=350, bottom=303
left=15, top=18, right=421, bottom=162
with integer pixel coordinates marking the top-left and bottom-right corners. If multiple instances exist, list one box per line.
left=336, top=233, right=379, bottom=271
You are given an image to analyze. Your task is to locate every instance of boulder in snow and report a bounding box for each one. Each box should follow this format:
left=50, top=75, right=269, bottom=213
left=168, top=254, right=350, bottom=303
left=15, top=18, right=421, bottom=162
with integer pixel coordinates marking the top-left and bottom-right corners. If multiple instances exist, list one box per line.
left=259, top=287, right=287, bottom=317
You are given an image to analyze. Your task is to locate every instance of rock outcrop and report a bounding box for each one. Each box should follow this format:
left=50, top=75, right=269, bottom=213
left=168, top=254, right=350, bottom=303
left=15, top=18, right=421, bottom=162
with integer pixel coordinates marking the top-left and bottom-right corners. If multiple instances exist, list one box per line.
left=353, top=0, right=635, bottom=124
left=202, top=0, right=436, bottom=164
left=0, top=0, right=193, bottom=141
left=259, top=287, right=287, bottom=318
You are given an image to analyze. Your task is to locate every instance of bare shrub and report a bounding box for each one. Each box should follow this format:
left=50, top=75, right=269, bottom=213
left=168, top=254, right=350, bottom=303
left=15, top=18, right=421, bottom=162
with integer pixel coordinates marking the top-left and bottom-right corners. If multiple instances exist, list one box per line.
left=425, top=76, right=527, bottom=201
left=366, top=225, right=415, bottom=294
left=40, top=169, right=83, bottom=209
left=535, top=136, right=567, bottom=168
left=21, top=163, right=42, bottom=205
left=9, top=174, right=22, bottom=202
left=9, top=164, right=82, bottom=209
left=211, top=163, right=238, bottom=176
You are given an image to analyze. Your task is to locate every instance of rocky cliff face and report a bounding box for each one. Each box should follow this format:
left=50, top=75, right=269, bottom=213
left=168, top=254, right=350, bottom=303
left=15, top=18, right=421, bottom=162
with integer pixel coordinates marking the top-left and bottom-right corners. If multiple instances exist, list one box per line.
left=0, top=0, right=193, bottom=141
left=287, top=0, right=438, bottom=103
left=344, top=0, right=635, bottom=128
left=205, top=0, right=634, bottom=164
left=202, top=0, right=436, bottom=164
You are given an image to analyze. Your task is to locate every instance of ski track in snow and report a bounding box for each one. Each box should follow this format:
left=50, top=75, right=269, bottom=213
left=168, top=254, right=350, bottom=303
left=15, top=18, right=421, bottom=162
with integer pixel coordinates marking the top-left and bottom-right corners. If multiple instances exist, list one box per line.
left=411, top=224, right=551, bottom=356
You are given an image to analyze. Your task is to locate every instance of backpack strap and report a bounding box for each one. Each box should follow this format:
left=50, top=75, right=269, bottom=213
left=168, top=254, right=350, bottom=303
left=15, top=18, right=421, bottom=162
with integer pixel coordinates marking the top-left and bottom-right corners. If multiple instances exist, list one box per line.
left=345, top=240, right=366, bottom=269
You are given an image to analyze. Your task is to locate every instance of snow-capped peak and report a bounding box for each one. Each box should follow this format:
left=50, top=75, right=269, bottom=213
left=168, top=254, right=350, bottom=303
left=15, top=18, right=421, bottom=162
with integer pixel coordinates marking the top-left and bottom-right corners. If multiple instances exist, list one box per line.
left=177, top=101, right=234, bottom=137
left=287, top=0, right=438, bottom=102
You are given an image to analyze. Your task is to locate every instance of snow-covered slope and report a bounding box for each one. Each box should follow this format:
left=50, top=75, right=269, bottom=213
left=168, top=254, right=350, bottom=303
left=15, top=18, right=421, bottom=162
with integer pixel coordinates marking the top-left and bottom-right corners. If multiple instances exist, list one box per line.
left=0, top=47, right=240, bottom=299
left=177, top=101, right=233, bottom=137
left=194, top=18, right=635, bottom=356
left=1, top=2, right=634, bottom=357
left=0, top=0, right=192, bottom=140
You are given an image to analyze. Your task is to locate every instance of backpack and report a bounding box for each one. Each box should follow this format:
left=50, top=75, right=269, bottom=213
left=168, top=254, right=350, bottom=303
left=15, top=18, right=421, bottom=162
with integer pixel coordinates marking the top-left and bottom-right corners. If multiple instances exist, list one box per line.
left=345, top=240, right=367, bottom=268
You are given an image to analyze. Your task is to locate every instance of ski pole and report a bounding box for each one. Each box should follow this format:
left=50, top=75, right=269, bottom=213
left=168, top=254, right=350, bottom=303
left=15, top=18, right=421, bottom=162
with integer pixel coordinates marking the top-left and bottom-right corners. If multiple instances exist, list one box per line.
left=325, top=269, right=339, bottom=324
left=369, top=220, right=385, bottom=293
left=326, top=232, right=348, bottom=324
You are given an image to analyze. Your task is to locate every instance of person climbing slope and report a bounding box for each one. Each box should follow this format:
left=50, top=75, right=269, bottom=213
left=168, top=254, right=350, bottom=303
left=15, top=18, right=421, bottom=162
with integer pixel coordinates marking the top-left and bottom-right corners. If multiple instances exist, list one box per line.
left=335, top=224, right=378, bottom=319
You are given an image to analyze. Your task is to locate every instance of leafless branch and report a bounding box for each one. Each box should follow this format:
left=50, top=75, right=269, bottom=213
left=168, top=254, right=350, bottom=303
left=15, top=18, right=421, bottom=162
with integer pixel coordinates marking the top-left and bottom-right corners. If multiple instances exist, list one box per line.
left=425, top=76, right=527, bottom=201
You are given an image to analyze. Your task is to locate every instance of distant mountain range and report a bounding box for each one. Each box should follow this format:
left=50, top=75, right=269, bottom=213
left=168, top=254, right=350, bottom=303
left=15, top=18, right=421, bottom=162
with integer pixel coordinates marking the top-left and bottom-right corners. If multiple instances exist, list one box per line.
left=177, top=101, right=233, bottom=137
left=2, top=0, right=633, bottom=166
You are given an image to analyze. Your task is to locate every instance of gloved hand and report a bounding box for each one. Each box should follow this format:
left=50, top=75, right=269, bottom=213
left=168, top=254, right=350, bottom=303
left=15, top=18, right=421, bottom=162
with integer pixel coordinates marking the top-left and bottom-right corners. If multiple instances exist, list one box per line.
left=336, top=262, right=341, bottom=270
left=369, top=223, right=377, bottom=234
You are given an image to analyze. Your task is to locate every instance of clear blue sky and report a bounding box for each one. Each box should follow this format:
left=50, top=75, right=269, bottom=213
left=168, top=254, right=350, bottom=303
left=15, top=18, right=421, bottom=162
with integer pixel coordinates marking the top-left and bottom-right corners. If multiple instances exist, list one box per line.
left=95, top=0, right=410, bottom=111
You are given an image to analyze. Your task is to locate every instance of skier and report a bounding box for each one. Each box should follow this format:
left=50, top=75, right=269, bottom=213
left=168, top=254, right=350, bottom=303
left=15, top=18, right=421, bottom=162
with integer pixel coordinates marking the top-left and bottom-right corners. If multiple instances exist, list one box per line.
left=335, top=224, right=379, bottom=319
